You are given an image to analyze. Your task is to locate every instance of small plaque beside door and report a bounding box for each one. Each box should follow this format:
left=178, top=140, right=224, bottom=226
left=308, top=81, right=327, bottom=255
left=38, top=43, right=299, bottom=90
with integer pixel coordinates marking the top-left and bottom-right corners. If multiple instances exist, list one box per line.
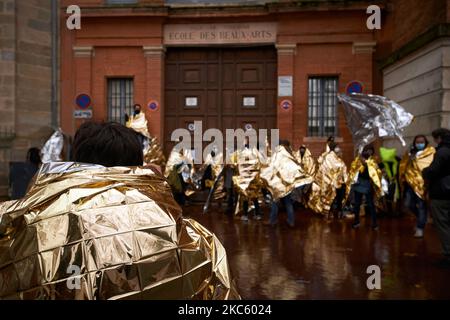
left=185, top=97, right=198, bottom=107
left=243, top=96, right=256, bottom=107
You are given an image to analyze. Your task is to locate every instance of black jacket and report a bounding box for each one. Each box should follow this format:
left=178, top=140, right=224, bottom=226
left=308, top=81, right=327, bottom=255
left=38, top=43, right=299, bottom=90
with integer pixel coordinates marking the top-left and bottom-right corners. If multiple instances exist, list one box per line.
left=423, top=134, right=450, bottom=200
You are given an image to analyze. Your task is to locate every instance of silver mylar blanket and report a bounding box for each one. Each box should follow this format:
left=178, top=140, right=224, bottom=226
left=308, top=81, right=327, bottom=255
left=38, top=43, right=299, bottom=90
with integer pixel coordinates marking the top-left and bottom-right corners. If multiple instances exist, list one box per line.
left=338, top=93, right=414, bottom=154
left=40, top=129, right=64, bottom=163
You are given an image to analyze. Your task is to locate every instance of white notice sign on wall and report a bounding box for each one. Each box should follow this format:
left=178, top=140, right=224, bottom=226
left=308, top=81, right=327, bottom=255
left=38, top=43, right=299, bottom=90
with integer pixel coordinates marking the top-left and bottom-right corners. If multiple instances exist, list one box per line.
left=278, top=76, right=293, bottom=97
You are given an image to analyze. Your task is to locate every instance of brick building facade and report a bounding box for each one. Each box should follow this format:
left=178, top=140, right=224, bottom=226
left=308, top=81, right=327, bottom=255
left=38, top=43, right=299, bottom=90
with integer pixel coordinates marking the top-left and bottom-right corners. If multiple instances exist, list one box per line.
left=1, top=0, right=448, bottom=198
left=60, top=0, right=381, bottom=166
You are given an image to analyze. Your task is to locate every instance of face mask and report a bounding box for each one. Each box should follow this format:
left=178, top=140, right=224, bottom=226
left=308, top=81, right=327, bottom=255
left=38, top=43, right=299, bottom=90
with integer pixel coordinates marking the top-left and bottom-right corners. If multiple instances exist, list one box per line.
left=416, top=143, right=426, bottom=151
left=362, top=151, right=372, bottom=159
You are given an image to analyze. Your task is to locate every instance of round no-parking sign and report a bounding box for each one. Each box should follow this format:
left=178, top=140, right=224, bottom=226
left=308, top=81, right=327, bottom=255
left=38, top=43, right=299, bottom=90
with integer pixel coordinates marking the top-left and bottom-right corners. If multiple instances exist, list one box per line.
left=280, top=99, right=292, bottom=110
left=76, top=94, right=91, bottom=109
left=148, top=100, right=159, bottom=111
left=346, top=81, right=364, bottom=95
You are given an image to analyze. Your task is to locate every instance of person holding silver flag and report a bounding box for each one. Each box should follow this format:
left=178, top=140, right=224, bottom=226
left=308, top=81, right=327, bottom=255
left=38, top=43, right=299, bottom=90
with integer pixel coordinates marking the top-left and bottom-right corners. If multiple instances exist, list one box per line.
left=338, top=93, right=414, bottom=229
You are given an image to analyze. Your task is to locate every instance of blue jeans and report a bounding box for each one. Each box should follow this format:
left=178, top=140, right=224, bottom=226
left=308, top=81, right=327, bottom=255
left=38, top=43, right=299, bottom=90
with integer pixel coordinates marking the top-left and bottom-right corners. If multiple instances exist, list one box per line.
left=270, top=195, right=294, bottom=225
left=404, top=185, right=428, bottom=230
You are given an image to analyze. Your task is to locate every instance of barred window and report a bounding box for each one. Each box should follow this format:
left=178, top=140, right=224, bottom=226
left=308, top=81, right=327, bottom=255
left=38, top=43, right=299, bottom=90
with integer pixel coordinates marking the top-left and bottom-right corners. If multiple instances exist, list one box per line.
left=107, top=78, right=134, bottom=124
left=307, top=77, right=338, bottom=137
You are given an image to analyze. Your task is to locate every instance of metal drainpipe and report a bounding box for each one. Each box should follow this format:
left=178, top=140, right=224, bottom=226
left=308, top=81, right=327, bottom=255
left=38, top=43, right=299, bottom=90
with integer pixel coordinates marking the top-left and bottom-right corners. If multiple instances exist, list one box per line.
left=51, top=0, right=58, bottom=129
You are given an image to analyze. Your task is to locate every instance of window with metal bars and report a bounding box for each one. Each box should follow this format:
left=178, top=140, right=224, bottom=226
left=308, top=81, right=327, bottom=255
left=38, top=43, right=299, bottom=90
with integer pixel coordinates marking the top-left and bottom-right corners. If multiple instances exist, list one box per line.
left=107, top=78, right=134, bottom=124
left=307, top=76, right=338, bottom=137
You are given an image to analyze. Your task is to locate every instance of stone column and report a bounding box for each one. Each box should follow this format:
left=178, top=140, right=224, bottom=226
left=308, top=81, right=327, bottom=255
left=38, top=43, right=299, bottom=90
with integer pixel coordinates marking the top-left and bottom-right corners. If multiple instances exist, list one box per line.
left=276, top=44, right=297, bottom=142
left=143, top=45, right=165, bottom=140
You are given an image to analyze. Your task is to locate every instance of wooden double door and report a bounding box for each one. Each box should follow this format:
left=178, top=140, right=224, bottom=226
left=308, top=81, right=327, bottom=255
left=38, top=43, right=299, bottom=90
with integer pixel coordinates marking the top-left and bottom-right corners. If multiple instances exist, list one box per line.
left=164, top=46, right=277, bottom=153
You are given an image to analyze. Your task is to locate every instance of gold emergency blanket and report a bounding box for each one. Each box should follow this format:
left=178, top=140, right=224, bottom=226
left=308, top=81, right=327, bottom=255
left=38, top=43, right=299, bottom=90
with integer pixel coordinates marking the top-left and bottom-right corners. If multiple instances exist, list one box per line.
left=144, top=136, right=166, bottom=168
left=308, top=150, right=348, bottom=214
left=126, top=113, right=150, bottom=139
left=125, top=113, right=165, bottom=168
left=261, top=145, right=313, bottom=201
left=164, top=148, right=195, bottom=196
left=204, top=152, right=225, bottom=200
left=165, top=149, right=194, bottom=178
left=399, top=146, right=435, bottom=199
left=294, top=146, right=316, bottom=177
left=231, top=147, right=264, bottom=200
left=0, top=162, right=239, bottom=300
left=346, top=156, right=384, bottom=200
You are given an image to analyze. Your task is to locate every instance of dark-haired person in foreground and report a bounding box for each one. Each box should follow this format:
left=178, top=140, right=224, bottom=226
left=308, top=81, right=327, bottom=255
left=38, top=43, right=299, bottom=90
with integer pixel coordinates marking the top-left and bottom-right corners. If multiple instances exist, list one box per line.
left=72, top=121, right=144, bottom=166
left=423, top=128, right=450, bottom=267
left=0, top=121, right=239, bottom=299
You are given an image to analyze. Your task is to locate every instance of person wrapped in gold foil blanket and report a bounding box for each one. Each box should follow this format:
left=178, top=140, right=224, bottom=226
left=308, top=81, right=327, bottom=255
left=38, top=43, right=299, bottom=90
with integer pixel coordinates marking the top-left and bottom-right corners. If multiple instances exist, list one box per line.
left=201, top=149, right=227, bottom=214
left=346, top=145, right=384, bottom=229
left=0, top=122, right=239, bottom=300
left=308, top=142, right=348, bottom=216
left=126, top=104, right=166, bottom=168
left=294, top=145, right=316, bottom=177
left=230, top=139, right=265, bottom=221
left=164, top=146, right=195, bottom=205
left=399, top=135, right=435, bottom=238
left=261, top=140, right=314, bottom=227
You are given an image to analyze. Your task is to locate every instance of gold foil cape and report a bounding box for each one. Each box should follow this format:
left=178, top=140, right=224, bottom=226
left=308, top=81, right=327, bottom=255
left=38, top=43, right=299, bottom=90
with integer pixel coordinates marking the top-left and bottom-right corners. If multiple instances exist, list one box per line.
left=294, top=146, right=316, bottom=177
left=126, top=113, right=150, bottom=139
left=0, top=162, right=239, bottom=300
left=203, top=152, right=226, bottom=200
left=261, top=145, right=313, bottom=201
left=338, top=93, right=414, bottom=153
left=164, top=148, right=195, bottom=195
left=125, top=113, right=165, bottom=168
left=399, top=146, right=435, bottom=199
left=345, top=156, right=384, bottom=200
left=231, top=147, right=264, bottom=201
left=308, top=150, right=348, bottom=214
left=143, top=136, right=166, bottom=168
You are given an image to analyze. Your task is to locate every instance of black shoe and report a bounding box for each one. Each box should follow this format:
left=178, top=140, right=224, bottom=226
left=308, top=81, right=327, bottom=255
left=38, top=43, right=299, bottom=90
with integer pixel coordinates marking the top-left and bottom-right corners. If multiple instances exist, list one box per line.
left=352, top=222, right=360, bottom=229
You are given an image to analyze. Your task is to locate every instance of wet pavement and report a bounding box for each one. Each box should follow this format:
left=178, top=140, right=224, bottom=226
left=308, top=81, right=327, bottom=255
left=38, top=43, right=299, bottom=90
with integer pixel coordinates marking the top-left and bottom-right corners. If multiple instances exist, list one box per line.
left=183, top=203, right=450, bottom=299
